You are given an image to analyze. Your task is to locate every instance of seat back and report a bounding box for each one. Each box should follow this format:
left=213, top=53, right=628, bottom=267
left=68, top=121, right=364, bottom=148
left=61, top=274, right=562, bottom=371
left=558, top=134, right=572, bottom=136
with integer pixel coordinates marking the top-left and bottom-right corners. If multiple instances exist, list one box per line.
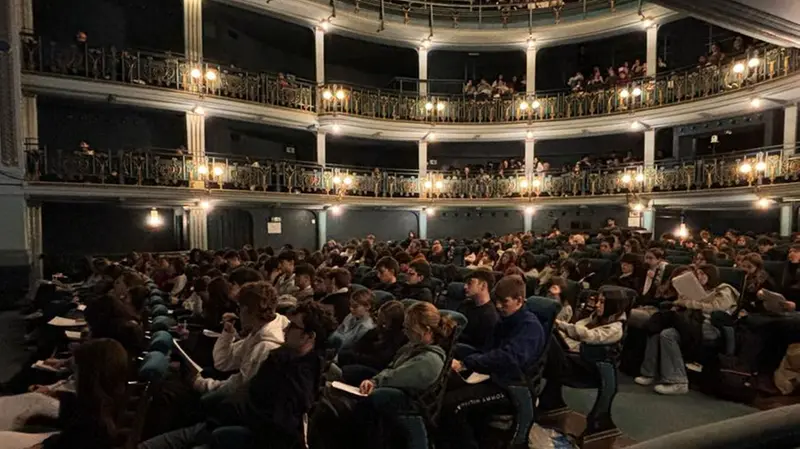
left=350, top=283, right=367, bottom=292
left=666, top=255, right=693, bottom=265
left=372, top=290, right=395, bottom=307
left=149, top=315, right=176, bottom=332
left=718, top=267, right=747, bottom=292
left=149, top=304, right=169, bottom=317
left=584, top=258, right=613, bottom=289
left=763, top=261, right=785, bottom=287
left=148, top=330, right=174, bottom=355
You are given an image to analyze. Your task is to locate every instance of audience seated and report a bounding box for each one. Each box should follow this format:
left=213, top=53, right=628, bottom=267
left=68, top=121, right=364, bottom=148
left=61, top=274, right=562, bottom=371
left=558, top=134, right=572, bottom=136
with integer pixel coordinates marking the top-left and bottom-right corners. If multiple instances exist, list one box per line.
left=330, top=289, right=376, bottom=351
left=321, top=268, right=353, bottom=323
left=456, top=270, right=499, bottom=349
left=400, top=260, right=435, bottom=303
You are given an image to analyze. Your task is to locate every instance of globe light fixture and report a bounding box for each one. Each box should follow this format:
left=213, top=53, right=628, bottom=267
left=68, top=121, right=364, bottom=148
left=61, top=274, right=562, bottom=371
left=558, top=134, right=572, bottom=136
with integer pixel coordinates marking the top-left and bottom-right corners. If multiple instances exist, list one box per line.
left=739, top=162, right=752, bottom=174
left=322, top=90, right=333, bottom=100
left=146, top=208, right=163, bottom=228
left=733, top=63, right=745, bottom=73
left=335, top=90, right=345, bottom=100
left=190, top=68, right=202, bottom=79
left=748, top=57, right=760, bottom=68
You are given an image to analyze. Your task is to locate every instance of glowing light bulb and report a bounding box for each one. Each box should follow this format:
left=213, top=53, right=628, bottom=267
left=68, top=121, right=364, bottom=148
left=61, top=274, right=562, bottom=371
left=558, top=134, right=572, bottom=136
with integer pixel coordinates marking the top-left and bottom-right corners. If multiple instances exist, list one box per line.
left=635, top=173, right=645, bottom=183
left=190, top=68, right=202, bottom=79
left=197, top=166, right=208, bottom=175
left=519, top=101, right=529, bottom=111
left=330, top=204, right=342, bottom=214
left=146, top=208, right=163, bottom=228
left=425, top=102, right=434, bottom=111
left=733, top=63, right=745, bottom=73
left=199, top=200, right=211, bottom=210
left=343, top=176, right=353, bottom=186
left=322, top=90, right=333, bottom=100
left=526, top=131, right=534, bottom=139
left=335, top=90, right=345, bottom=100
left=424, top=180, right=432, bottom=189
left=524, top=206, right=535, bottom=216
left=204, top=70, right=217, bottom=81
left=631, top=121, right=644, bottom=131
left=435, top=180, right=443, bottom=189
left=193, top=106, right=205, bottom=116
left=739, top=163, right=752, bottom=174
left=748, top=57, right=760, bottom=68
left=621, top=174, right=632, bottom=184
left=332, top=124, right=341, bottom=134
left=531, top=100, right=541, bottom=109
left=755, top=161, right=767, bottom=172
left=333, top=176, right=342, bottom=184
left=632, top=203, right=644, bottom=212
left=756, top=198, right=771, bottom=209
left=677, top=223, right=689, bottom=239
left=750, top=98, right=761, bottom=108
left=620, top=89, right=630, bottom=99
left=532, top=179, right=541, bottom=188
left=436, top=103, right=445, bottom=112
left=632, top=87, right=642, bottom=97
left=520, top=179, right=529, bottom=189
left=213, top=166, right=224, bottom=176
left=426, top=208, right=435, bottom=216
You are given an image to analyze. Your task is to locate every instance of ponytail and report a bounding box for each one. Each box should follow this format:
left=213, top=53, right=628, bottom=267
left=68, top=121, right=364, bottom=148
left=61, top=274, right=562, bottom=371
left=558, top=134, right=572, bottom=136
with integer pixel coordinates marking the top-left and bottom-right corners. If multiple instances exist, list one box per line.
left=432, top=312, right=457, bottom=347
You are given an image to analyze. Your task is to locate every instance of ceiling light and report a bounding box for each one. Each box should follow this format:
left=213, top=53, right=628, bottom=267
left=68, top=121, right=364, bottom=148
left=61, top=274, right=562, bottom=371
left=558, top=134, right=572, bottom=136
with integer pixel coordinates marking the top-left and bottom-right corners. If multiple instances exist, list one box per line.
left=733, top=63, right=745, bottom=73
left=676, top=223, right=689, bottom=239
left=332, top=124, right=341, bottom=134
left=524, top=206, right=535, bottom=216
left=425, top=102, right=434, bottom=111
left=531, top=100, right=541, bottom=109
left=426, top=132, right=436, bottom=142
left=632, top=87, right=642, bottom=97
left=620, top=89, right=630, bottom=99
left=755, top=161, right=767, bottom=172
left=425, top=207, right=435, bottom=216
left=204, top=70, right=217, bottom=81
left=330, top=204, right=342, bottom=215
left=320, top=20, right=330, bottom=31
left=739, top=162, right=752, bottom=174
left=199, top=200, right=212, bottom=210
left=519, top=101, right=529, bottom=111
left=526, top=130, right=534, bottom=139
left=322, top=90, right=333, bottom=100
left=756, top=198, right=771, bottom=209
left=190, top=68, right=202, bottom=79
left=632, top=203, right=645, bottom=212
left=630, top=121, right=644, bottom=131
left=193, top=106, right=205, bottom=116
left=335, top=89, right=345, bottom=100
left=748, top=57, right=760, bottom=68
left=750, top=97, right=761, bottom=108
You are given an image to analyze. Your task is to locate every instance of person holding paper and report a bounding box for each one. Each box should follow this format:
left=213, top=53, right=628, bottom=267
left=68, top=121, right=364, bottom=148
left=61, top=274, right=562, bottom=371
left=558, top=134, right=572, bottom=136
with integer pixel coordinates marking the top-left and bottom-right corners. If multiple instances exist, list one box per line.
left=636, top=264, right=738, bottom=395
left=438, top=275, right=545, bottom=449
left=193, top=281, right=289, bottom=394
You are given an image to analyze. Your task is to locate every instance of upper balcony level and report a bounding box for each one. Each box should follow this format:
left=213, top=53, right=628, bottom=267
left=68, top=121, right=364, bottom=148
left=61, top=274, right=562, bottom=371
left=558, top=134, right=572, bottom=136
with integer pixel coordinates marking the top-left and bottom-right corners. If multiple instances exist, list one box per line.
left=21, top=35, right=800, bottom=141
left=244, top=0, right=679, bottom=49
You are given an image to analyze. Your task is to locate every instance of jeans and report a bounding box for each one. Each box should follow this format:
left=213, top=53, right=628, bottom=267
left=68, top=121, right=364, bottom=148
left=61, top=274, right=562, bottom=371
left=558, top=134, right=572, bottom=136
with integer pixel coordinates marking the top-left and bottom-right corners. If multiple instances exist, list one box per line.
left=640, top=323, right=720, bottom=384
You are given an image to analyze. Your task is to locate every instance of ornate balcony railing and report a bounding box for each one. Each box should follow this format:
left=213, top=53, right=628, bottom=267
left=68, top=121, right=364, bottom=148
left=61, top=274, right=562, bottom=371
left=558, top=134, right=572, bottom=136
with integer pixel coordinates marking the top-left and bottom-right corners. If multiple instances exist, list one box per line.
left=25, top=144, right=800, bottom=200
left=320, top=45, right=800, bottom=123
left=20, top=35, right=316, bottom=112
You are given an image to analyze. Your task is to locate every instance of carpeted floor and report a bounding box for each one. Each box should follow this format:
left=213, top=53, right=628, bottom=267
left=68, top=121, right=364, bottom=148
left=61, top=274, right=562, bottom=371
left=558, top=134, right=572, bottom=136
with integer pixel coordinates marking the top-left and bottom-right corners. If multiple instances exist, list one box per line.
left=0, top=311, right=759, bottom=443
left=564, top=377, right=757, bottom=442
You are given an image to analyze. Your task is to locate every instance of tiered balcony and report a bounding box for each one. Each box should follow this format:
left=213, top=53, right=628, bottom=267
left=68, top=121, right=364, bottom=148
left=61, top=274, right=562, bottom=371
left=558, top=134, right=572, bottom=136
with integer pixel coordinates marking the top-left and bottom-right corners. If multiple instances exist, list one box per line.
left=21, top=36, right=800, bottom=127
left=24, top=144, right=800, bottom=203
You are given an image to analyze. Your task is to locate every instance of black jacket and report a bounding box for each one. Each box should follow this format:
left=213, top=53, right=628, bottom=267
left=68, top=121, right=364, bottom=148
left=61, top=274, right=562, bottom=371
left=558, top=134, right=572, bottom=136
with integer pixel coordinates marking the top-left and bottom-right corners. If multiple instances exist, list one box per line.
left=456, top=299, right=499, bottom=349
left=337, top=327, right=408, bottom=371
left=321, top=291, right=352, bottom=323
left=398, top=279, right=435, bottom=302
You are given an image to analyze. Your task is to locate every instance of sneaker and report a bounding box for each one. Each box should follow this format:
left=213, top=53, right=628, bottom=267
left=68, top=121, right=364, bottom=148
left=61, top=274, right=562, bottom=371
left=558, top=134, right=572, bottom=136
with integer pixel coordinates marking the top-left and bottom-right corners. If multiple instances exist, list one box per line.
left=654, top=383, right=689, bottom=395
left=686, top=362, right=703, bottom=373
left=634, top=376, right=654, bottom=386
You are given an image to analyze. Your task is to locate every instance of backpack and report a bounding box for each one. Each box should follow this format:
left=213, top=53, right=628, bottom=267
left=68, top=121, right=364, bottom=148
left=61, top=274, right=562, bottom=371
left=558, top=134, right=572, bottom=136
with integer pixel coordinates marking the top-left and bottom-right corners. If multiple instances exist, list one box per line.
left=704, top=325, right=765, bottom=402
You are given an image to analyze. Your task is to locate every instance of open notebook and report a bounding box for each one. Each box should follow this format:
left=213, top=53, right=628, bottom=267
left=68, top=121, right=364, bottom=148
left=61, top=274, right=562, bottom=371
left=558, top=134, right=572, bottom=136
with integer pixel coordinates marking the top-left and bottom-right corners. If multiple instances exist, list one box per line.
left=47, top=316, right=86, bottom=327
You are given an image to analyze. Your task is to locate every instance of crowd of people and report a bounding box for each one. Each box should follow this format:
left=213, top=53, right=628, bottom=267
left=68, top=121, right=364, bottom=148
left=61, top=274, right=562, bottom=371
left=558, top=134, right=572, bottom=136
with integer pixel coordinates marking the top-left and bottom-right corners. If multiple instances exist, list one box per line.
left=462, top=74, right=528, bottom=99
left=436, top=152, right=645, bottom=177
left=1, top=221, right=800, bottom=449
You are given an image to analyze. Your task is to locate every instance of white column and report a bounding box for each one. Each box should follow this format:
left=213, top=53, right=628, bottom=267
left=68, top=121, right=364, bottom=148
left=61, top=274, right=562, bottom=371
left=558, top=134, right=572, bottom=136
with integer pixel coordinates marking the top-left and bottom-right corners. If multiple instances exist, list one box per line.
left=780, top=204, right=793, bottom=237
left=643, top=208, right=655, bottom=234
left=418, top=48, right=428, bottom=97
left=22, top=93, right=38, bottom=150
left=0, top=194, right=33, bottom=269
left=315, top=27, right=325, bottom=85
left=784, top=104, right=797, bottom=157
left=646, top=25, right=658, bottom=77
left=523, top=212, right=533, bottom=233
left=526, top=45, right=537, bottom=94
left=418, top=140, right=428, bottom=179
left=644, top=128, right=656, bottom=167
left=317, top=210, right=327, bottom=250
left=1, top=0, right=25, bottom=174
left=524, top=138, right=535, bottom=175
left=316, top=132, right=326, bottom=167
left=183, top=0, right=203, bottom=62
left=418, top=211, right=428, bottom=239
left=26, top=201, right=42, bottom=282
left=20, top=0, right=33, bottom=31
left=188, top=208, right=208, bottom=250
left=187, top=112, right=205, bottom=186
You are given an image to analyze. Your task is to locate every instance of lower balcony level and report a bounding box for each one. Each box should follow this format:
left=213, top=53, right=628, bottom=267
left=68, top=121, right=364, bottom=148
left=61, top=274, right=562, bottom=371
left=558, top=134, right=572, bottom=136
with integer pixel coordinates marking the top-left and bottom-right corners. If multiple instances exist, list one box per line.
left=22, top=144, right=800, bottom=208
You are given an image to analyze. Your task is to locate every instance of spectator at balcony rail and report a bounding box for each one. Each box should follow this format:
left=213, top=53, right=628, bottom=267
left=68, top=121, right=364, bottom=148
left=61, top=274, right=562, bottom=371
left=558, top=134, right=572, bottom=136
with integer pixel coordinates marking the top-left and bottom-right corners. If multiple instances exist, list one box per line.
left=567, top=71, right=584, bottom=92
left=708, top=42, right=726, bottom=66
left=463, top=79, right=476, bottom=97
left=476, top=78, right=493, bottom=97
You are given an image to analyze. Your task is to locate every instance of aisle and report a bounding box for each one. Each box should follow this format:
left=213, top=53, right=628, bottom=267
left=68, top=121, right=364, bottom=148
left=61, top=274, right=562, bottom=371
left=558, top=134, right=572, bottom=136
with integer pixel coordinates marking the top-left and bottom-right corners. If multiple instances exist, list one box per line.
left=564, top=376, right=757, bottom=442
left=0, top=312, right=29, bottom=384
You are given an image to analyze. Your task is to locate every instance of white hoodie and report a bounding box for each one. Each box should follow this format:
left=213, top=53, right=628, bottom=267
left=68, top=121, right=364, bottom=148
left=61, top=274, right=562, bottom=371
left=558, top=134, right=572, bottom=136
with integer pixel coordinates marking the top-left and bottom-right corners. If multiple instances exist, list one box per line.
left=194, top=313, right=289, bottom=393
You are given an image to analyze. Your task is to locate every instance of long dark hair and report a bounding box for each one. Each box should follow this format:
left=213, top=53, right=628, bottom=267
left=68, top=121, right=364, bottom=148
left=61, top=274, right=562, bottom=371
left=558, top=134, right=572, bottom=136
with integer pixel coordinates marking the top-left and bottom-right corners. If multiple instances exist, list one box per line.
left=73, top=338, right=129, bottom=438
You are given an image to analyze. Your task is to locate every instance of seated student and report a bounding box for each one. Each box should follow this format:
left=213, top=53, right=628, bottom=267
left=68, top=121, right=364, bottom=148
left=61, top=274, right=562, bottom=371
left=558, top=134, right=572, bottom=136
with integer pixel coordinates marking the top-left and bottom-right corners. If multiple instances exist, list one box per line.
left=641, top=248, right=668, bottom=300
left=183, top=276, right=209, bottom=317
left=224, top=250, right=243, bottom=273
left=548, top=276, right=572, bottom=323
left=356, top=301, right=455, bottom=396
left=374, top=256, right=404, bottom=298
left=782, top=244, right=800, bottom=299
left=635, top=264, right=739, bottom=395
left=399, top=260, right=435, bottom=302
left=556, top=286, right=630, bottom=352
left=407, top=240, right=427, bottom=263
left=292, top=263, right=316, bottom=302
left=139, top=302, right=337, bottom=449
left=439, top=275, right=545, bottom=449
left=609, top=253, right=645, bottom=293
left=629, top=265, right=693, bottom=329
left=757, top=236, right=778, bottom=260
left=517, top=252, right=539, bottom=279
left=330, top=290, right=376, bottom=351
left=321, top=268, right=352, bottom=323
left=739, top=252, right=777, bottom=312
left=0, top=339, right=129, bottom=449
left=336, top=300, right=408, bottom=384
left=193, top=282, right=289, bottom=394
left=228, top=267, right=264, bottom=301
left=457, top=270, right=499, bottom=349
left=200, top=277, right=237, bottom=332
left=274, top=251, right=298, bottom=296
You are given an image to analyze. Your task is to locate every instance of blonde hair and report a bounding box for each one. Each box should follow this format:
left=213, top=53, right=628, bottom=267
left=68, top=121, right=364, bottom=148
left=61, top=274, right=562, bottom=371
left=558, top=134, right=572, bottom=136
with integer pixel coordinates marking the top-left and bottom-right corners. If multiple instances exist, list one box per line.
left=405, top=302, right=456, bottom=346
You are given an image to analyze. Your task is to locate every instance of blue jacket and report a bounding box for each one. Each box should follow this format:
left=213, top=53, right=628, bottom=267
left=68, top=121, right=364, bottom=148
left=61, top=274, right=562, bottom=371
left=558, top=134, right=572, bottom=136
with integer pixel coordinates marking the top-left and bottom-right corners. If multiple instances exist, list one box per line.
left=463, top=306, right=545, bottom=387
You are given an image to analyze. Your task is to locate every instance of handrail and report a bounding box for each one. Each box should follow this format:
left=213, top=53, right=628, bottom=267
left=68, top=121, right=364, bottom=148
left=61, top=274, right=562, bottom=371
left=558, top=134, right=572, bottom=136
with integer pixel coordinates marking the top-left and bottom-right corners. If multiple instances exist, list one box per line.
left=24, top=145, right=800, bottom=200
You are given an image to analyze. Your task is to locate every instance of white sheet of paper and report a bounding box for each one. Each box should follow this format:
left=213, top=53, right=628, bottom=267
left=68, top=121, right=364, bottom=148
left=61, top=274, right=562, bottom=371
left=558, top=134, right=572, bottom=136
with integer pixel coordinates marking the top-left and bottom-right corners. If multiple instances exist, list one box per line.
left=76, top=304, right=87, bottom=311
left=202, top=329, right=222, bottom=338
left=464, top=372, right=490, bottom=384
left=173, top=338, right=203, bottom=373
left=65, top=330, right=83, bottom=341
left=31, top=360, right=68, bottom=373
left=47, top=316, right=86, bottom=327
left=331, top=381, right=367, bottom=397
left=671, top=271, right=708, bottom=302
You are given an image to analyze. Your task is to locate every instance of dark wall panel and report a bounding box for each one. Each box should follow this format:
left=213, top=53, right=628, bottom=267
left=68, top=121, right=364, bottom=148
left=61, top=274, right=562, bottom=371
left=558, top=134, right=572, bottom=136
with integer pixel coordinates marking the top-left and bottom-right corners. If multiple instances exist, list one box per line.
left=37, top=97, right=185, bottom=151
left=326, top=137, right=418, bottom=169
left=428, top=210, right=523, bottom=240
left=655, top=209, right=781, bottom=237
left=42, top=203, right=177, bottom=256
left=327, top=210, right=418, bottom=243
left=208, top=208, right=254, bottom=250
left=249, top=208, right=318, bottom=250
left=205, top=118, right=315, bottom=161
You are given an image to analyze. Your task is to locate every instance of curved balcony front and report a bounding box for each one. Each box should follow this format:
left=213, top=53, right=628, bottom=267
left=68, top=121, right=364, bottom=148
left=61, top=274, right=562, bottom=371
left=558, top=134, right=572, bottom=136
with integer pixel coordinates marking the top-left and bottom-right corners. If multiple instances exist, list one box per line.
left=233, top=0, right=678, bottom=49
left=24, top=144, right=800, bottom=208
left=21, top=37, right=800, bottom=141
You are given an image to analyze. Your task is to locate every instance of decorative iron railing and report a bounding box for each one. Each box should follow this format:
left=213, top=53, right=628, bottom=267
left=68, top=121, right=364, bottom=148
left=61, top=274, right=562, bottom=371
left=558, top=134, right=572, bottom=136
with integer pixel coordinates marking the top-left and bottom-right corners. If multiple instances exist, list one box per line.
left=22, top=36, right=800, bottom=125
left=20, top=35, right=316, bottom=112
left=320, top=45, right=800, bottom=123
left=25, top=145, right=800, bottom=199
